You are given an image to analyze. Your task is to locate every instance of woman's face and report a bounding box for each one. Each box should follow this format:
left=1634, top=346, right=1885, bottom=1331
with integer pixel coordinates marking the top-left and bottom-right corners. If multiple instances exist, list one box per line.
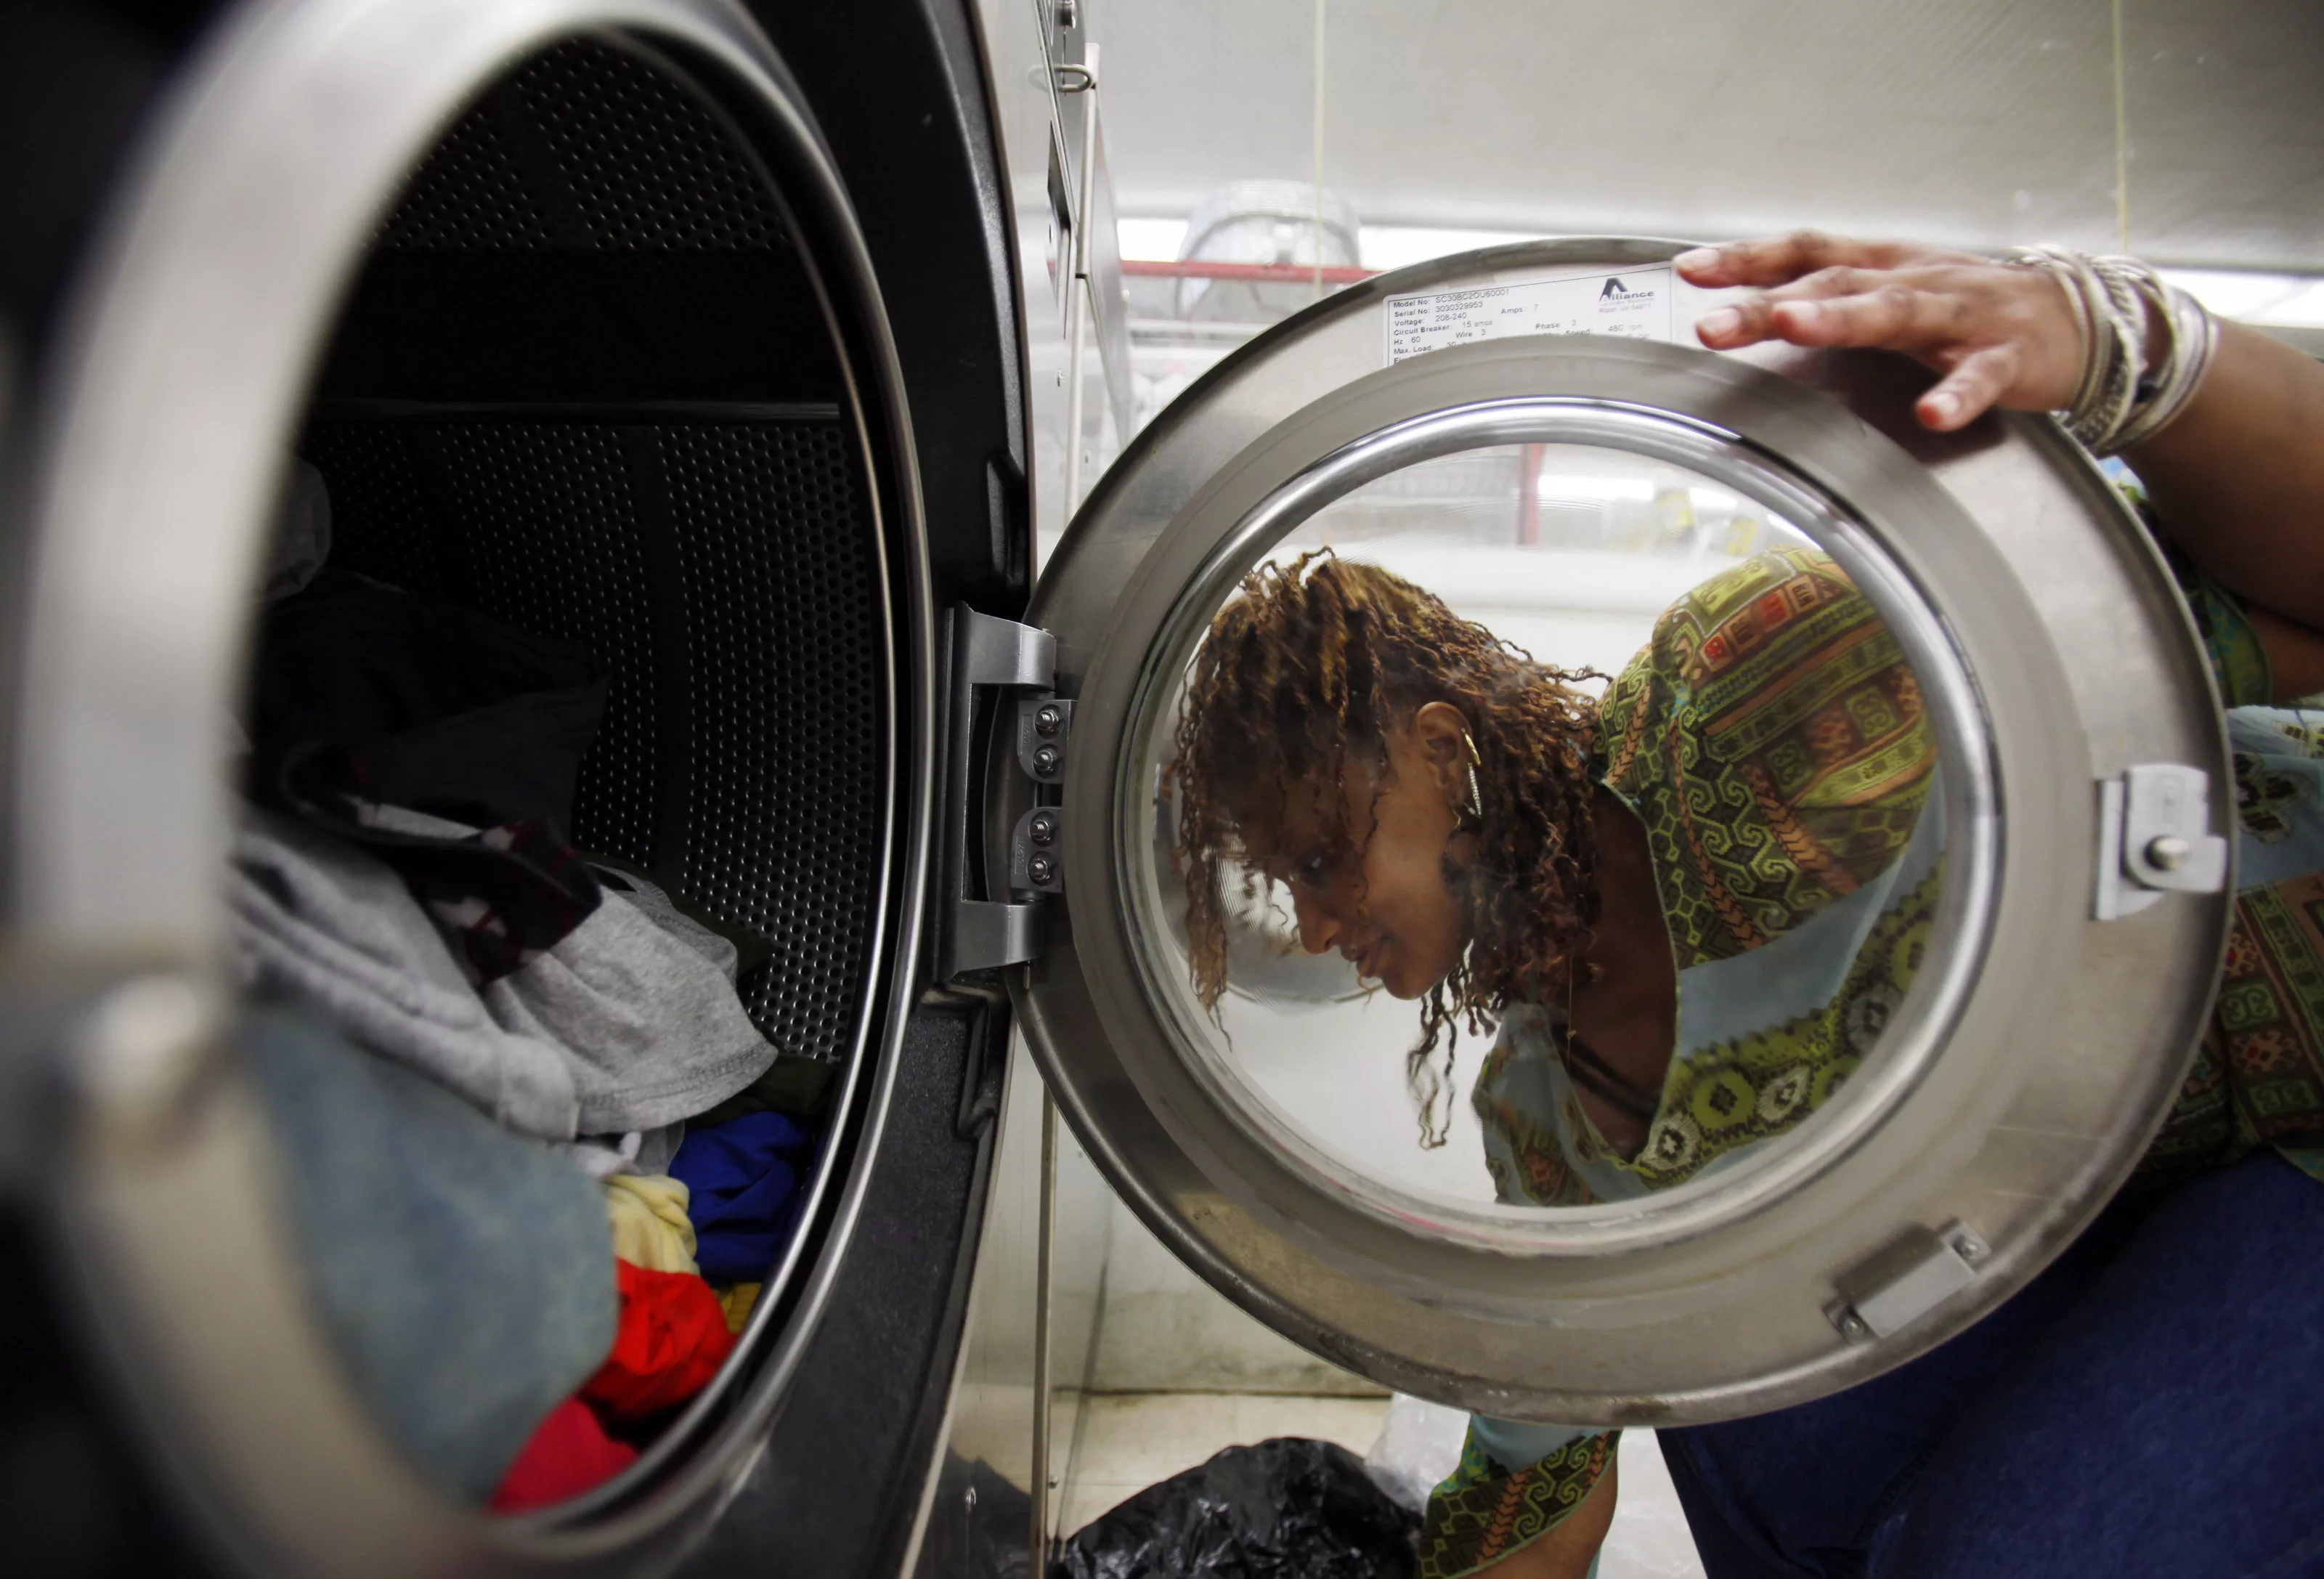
left=1261, top=702, right=1476, bottom=1000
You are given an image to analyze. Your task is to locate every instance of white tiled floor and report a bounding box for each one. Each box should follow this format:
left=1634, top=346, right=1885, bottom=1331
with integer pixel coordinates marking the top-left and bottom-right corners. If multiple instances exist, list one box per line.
left=1059, top=1391, right=1392, bottom=1534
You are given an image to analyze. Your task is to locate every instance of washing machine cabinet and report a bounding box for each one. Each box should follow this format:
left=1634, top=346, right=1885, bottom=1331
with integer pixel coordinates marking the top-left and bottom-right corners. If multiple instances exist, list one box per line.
left=0, top=4, right=2238, bottom=1578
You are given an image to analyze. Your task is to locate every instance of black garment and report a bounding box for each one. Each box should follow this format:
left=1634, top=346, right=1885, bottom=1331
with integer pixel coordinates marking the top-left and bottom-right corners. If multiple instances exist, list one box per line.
left=686, top=1054, right=840, bottom=1125
left=251, top=572, right=606, bottom=832
left=247, top=574, right=610, bottom=980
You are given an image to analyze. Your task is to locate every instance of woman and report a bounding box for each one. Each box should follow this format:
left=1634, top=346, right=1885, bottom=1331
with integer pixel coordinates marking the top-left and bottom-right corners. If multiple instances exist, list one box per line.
left=1172, top=235, right=2324, bottom=1578
left=1179, top=543, right=1938, bottom=1196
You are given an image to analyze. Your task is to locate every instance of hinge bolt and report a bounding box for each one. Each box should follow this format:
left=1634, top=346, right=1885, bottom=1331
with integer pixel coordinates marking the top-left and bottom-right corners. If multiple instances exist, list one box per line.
left=1032, top=744, right=1063, bottom=777
left=1035, top=703, right=1065, bottom=737
left=1030, top=811, right=1059, bottom=845
left=1028, top=852, right=1058, bottom=886
left=2146, top=834, right=2193, bottom=871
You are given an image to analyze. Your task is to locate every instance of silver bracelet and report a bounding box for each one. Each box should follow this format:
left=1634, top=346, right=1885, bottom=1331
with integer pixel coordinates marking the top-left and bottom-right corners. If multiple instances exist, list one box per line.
left=2107, top=258, right=2219, bottom=451
left=2003, top=245, right=2100, bottom=415
left=2000, top=244, right=2216, bottom=455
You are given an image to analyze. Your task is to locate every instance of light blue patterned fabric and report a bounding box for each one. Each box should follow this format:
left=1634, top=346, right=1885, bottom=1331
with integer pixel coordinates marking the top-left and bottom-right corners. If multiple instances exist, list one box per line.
left=1463, top=783, right=1943, bottom=1514
left=1476, top=782, right=1941, bottom=1209
left=1471, top=1415, right=1595, bottom=1472
left=2225, top=707, right=2324, bottom=891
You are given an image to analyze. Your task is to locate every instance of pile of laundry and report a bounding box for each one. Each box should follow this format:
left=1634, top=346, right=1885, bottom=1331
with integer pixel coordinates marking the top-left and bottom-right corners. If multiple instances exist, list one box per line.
left=229, top=466, right=829, bottom=1510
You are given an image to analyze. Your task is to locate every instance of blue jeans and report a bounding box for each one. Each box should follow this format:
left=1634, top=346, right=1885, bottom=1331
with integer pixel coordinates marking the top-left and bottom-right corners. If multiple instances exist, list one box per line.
left=1659, top=1153, right=2324, bottom=1579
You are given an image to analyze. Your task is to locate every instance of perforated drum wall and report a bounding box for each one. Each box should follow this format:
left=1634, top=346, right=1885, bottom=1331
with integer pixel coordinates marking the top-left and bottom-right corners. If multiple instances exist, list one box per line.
left=300, top=36, right=895, bottom=1067
left=304, top=416, right=888, bottom=1063
left=377, top=38, right=787, bottom=252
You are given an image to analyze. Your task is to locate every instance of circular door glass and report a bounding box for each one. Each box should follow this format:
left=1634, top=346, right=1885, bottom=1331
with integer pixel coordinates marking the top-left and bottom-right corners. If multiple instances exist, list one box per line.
left=1113, top=406, right=1990, bottom=1249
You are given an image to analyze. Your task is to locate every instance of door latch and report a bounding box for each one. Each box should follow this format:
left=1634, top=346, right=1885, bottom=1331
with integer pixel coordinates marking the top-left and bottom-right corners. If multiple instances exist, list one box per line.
left=1827, top=1220, right=1990, bottom=1341
left=941, top=607, right=1070, bottom=978
left=2094, top=763, right=2230, bottom=920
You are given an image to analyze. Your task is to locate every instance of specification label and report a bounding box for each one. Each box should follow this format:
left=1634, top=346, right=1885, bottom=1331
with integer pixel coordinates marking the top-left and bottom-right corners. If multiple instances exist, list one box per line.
left=1384, top=264, right=1675, bottom=364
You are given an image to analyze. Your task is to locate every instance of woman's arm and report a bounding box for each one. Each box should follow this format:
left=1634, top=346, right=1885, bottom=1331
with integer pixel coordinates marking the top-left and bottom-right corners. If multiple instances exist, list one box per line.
left=1675, top=233, right=2324, bottom=682
left=1424, top=1422, right=1622, bottom=1579
left=2125, top=324, right=2324, bottom=647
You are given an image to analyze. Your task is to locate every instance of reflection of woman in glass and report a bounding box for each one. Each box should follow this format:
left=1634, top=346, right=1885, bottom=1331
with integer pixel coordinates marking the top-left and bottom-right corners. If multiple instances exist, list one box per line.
left=1179, top=521, right=1937, bottom=1575
left=1178, top=233, right=2324, bottom=1579
left=1179, top=543, right=1936, bottom=1202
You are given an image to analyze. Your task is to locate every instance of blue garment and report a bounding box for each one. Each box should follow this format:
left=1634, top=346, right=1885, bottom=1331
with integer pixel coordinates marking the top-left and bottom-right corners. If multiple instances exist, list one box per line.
left=243, top=999, right=616, bottom=1503
left=1658, top=1152, right=2324, bottom=1579
left=667, top=1111, right=818, bottom=1282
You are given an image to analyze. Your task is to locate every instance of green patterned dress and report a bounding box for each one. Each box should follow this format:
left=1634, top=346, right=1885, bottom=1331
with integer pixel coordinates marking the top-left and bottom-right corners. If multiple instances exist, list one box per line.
left=1421, top=536, right=2324, bottom=1578
left=2137, top=543, right=2324, bottom=1183
left=1424, top=544, right=1941, bottom=1575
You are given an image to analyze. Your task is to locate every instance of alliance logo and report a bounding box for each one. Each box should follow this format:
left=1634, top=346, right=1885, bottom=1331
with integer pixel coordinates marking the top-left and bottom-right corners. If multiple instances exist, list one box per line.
left=1598, top=275, right=1654, bottom=304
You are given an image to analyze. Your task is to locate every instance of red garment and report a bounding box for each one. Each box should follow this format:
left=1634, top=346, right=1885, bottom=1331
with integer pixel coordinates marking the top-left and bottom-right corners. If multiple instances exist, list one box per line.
left=489, top=1397, right=636, bottom=1512
left=582, top=1259, right=738, bottom=1418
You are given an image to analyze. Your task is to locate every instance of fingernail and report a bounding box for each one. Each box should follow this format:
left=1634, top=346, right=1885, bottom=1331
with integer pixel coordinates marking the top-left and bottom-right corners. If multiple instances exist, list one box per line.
left=1925, top=391, right=1959, bottom=424
left=1699, top=307, right=1740, bottom=339
left=1675, top=248, right=1718, bottom=272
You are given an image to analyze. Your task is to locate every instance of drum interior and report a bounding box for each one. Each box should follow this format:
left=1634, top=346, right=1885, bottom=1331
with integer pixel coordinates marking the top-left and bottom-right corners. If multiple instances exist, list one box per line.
left=270, top=34, right=898, bottom=1502
left=298, top=36, right=893, bottom=1065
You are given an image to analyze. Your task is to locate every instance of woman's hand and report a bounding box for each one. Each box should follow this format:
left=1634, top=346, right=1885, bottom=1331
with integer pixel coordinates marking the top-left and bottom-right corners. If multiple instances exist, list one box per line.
left=1674, top=232, right=2085, bottom=433
left=1676, top=232, right=2324, bottom=686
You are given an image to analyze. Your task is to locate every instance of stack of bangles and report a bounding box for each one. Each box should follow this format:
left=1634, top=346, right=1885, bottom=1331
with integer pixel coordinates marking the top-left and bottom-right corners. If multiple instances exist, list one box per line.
left=2000, top=243, right=2219, bottom=455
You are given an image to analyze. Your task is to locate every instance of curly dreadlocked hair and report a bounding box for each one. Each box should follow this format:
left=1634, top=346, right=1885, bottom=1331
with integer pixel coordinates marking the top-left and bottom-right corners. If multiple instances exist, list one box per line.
left=1174, top=551, right=1604, bottom=1146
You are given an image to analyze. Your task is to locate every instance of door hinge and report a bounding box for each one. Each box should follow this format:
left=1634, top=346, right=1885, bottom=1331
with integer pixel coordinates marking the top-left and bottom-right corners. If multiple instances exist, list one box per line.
left=1011, top=805, right=1066, bottom=894
left=2095, top=763, right=2230, bottom=921
left=941, top=607, right=1070, bottom=978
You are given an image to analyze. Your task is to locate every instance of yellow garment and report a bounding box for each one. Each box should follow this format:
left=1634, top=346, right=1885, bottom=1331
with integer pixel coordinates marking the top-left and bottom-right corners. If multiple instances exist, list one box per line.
left=718, top=1282, right=762, bottom=1336
left=604, top=1173, right=697, bottom=1275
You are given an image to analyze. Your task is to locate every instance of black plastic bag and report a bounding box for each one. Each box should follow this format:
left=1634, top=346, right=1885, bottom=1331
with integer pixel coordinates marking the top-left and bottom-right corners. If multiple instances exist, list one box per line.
left=1055, top=1437, right=1418, bottom=1579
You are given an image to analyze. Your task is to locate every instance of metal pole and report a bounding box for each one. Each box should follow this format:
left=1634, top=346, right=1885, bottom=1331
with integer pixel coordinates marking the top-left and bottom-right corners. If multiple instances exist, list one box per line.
left=2110, top=0, right=2129, bottom=252
left=1311, top=0, right=1327, bottom=299
left=1061, top=47, right=1101, bottom=517
left=1029, top=1085, right=1061, bottom=1564
left=1039, top=52, right=1097, bottom=1564
left=1518, top=442, right=1545, bottom=546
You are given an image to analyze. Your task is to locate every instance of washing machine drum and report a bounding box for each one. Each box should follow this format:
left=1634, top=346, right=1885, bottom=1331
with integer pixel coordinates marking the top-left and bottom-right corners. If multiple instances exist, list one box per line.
left=3, top=2, right=970, bottom=1575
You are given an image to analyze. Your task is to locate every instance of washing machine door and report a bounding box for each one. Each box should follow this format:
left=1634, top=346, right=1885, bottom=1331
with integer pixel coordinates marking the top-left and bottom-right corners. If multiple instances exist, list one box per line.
left=982, top=239, right=2235, bottom=1426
